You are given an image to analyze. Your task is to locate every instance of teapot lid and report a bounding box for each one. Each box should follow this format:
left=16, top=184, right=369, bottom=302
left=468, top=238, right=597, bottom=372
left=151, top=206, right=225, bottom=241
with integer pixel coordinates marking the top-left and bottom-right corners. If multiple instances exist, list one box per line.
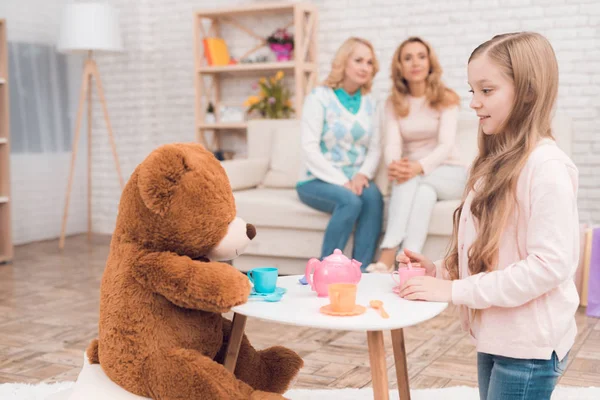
left=323, top=249, right=350, bottom=263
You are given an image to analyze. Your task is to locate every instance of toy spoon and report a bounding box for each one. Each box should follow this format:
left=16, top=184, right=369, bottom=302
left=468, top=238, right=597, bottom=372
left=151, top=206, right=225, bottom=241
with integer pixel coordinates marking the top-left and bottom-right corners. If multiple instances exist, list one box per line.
left=369, top=300, right=389, bottom=319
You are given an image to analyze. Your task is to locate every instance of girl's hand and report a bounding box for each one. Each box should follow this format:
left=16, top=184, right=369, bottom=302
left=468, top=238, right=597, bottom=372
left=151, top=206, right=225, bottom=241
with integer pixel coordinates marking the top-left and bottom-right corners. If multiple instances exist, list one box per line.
left=396, top=249, right=436, bottom=277
left=398, top=276, right=452, bottom=302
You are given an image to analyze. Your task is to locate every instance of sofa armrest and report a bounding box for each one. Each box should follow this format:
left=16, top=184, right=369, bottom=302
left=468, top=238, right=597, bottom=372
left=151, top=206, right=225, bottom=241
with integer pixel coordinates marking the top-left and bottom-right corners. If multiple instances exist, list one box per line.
left=221, top=158, right=270, bottom=191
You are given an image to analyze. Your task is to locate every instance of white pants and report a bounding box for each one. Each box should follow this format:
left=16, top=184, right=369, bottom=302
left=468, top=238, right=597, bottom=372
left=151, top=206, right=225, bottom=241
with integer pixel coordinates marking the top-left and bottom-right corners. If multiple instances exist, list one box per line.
left=380, top=164, right=467, bottom=253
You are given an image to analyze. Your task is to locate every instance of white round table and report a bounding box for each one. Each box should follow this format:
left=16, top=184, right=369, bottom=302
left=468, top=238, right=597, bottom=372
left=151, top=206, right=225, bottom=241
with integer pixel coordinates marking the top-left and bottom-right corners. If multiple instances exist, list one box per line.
left=223, top=274, right=448, bottom=400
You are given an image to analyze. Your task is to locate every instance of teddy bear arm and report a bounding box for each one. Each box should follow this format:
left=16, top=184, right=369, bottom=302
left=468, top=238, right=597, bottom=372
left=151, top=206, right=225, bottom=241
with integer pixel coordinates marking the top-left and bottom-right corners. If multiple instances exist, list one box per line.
left=133, top=252, right=251, bottom=312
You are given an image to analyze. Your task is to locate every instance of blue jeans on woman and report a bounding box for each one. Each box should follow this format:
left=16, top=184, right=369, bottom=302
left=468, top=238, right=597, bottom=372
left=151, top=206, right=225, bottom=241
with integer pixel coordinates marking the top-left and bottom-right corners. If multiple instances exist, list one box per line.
left=296, top=179, right=383, bottom=271
left=477, top=351, right=569, bottom=400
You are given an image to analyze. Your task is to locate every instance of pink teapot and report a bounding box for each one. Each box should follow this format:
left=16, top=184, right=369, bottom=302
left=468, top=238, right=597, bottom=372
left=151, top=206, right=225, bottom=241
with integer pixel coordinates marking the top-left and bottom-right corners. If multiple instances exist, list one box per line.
left=304, top=249, right=362, bottom=297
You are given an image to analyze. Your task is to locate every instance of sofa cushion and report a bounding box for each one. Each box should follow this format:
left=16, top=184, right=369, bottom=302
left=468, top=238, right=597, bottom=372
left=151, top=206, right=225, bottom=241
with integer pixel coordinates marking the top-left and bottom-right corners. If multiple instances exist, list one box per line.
left=221, top=158, right=270, bottom=191
left=261, top=121, right=302, bottom=188
left=234, top=188, right=459, bottom=237
left=235, top=188, right=329, bottom=230
left=242, top=227, right=352, bottom=259
left=429, top=199, right=461, bottom=236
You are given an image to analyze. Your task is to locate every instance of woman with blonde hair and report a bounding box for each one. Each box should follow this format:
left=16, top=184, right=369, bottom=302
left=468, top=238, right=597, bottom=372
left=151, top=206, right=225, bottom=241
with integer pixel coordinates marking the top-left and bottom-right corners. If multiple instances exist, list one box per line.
left=368, top=37, right=465, bottom=272
left=397, top=32, right=577, bottom=399
left=296, top=37, right=382, bottom=272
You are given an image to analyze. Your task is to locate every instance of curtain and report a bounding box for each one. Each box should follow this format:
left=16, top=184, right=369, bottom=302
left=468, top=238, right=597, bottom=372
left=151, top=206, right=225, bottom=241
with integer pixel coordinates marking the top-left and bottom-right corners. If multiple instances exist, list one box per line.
left=8, top=42, right=72, bottom=153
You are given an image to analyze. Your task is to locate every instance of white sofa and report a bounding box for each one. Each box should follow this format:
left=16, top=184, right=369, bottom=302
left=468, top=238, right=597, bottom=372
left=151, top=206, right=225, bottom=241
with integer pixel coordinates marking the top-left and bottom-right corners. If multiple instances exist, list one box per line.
left=222, top=114, right=572, bottom=275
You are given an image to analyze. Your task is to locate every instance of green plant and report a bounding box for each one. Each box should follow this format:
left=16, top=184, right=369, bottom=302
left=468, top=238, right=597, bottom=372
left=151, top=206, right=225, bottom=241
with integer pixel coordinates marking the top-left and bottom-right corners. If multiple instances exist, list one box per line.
left=244, top=71, right=294, bottom=119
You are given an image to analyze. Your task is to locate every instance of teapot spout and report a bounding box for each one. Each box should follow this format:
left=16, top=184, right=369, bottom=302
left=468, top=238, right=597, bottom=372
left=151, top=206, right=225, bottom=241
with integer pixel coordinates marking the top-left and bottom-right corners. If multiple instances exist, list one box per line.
left=352, top=259, right=363, bottom=282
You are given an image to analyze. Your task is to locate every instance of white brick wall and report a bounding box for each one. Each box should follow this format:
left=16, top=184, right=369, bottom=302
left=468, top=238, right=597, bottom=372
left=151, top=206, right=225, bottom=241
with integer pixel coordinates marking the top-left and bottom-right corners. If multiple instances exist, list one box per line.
left=0, top=0, right=88, bottom=245
left=88, top=0, right=599, bottom=234
left=11, top=153, right=87, bottom=245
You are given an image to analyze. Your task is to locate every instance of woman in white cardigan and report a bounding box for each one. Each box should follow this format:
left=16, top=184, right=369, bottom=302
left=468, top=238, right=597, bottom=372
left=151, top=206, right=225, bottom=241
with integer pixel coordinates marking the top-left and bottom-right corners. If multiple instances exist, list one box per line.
left=296, top=37, right=382, bottom=271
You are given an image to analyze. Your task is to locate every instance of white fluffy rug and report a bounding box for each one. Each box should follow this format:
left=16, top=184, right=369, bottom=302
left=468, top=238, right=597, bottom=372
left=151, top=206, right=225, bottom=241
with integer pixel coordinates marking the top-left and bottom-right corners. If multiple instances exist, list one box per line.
left=1, top=382, right=600, bottom=400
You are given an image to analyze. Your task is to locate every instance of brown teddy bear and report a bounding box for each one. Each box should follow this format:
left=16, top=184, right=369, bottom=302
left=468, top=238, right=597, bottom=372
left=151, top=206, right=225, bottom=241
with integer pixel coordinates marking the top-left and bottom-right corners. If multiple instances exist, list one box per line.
left=86, top=143, right=303, bottom=399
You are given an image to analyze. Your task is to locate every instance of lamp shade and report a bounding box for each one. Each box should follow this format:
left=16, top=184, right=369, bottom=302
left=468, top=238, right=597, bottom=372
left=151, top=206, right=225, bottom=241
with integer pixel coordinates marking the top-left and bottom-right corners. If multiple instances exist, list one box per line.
left=57, top=3, right=124, bottom=53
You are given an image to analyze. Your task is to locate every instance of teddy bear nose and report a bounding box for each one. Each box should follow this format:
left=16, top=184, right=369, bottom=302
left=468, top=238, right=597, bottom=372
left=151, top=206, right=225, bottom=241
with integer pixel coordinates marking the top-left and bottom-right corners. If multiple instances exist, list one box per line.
left=246, top=223, right=256, bottom=240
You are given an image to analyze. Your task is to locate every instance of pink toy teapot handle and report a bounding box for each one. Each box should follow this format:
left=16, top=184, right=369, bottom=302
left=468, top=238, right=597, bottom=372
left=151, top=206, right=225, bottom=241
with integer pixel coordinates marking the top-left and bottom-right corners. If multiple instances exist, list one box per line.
left=304, top=258, right=320, bottom=290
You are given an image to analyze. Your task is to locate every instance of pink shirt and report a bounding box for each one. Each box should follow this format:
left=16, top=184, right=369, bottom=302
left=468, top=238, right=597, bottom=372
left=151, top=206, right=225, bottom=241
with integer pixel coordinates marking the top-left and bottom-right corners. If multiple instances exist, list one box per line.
left=435, top=138, right=579, bottom=361
left=383, top=96, right=463, bottom=175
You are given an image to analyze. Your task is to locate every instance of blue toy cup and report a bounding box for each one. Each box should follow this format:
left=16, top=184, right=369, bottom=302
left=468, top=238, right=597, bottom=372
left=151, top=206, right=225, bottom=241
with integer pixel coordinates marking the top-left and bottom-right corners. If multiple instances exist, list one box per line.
left=247, top=267, right=278, bottom=294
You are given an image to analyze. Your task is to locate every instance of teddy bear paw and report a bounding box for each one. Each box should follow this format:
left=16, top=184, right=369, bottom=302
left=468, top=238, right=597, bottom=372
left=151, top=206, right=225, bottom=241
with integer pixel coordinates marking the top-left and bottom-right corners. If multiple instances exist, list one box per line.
left=258, top=346, right=303, bottom=393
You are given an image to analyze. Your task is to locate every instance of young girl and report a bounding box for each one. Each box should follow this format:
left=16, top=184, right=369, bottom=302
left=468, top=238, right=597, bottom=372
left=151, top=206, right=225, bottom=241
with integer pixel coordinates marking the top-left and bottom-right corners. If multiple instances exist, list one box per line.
left=366, top=37, right=465, bottom=273
left=397, top=32, right=579, bottom=400
left=296, top=37, right=382, bottom=271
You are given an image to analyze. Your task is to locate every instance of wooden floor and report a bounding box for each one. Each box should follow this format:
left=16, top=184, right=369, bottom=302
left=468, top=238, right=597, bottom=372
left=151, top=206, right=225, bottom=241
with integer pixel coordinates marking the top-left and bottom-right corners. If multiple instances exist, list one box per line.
left=1, top=234, right=599, bottom=390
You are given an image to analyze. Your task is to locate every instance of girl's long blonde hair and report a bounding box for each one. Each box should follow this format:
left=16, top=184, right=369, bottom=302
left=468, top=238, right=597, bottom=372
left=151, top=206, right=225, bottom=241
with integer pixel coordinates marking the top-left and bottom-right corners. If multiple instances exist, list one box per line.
left=322, top=37, right=379, bottom=94
left=389, top=37, right=459, bottom=117
left=445, top=32, right=559, bottom=280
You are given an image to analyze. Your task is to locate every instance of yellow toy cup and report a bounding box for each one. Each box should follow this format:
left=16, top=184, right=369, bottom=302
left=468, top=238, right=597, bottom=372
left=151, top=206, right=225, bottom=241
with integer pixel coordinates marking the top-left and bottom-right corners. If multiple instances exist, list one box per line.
left=327, top=283, right=357, bottom=313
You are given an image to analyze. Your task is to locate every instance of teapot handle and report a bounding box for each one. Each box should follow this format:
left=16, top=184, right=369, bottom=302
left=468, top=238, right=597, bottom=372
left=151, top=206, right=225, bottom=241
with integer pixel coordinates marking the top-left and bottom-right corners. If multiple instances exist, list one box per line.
left=305, top=258, right=319, bottom=290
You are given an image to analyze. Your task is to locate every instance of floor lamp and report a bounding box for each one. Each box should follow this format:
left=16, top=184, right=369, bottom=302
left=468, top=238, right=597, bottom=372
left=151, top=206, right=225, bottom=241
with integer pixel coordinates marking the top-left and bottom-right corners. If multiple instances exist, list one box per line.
left=57, top=3, right=125, bottom=249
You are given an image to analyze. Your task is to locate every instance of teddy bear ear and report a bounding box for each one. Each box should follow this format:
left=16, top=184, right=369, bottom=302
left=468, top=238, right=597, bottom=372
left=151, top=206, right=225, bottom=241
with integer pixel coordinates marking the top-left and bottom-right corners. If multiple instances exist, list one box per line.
left=137, top=145, right=190, bottom=216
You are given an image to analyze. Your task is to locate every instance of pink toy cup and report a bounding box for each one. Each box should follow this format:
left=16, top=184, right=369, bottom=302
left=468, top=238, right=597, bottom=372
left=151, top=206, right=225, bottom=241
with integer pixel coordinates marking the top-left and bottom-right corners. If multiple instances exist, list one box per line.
left=392, top=267, right=426, bottom=288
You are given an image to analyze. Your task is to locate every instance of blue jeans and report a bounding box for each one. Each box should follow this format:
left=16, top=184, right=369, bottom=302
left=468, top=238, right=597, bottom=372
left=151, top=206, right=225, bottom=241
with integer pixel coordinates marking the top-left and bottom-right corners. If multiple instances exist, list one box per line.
left=296, top=179, right=383, bottom=270
left=477, top=352, right=569, bottom=400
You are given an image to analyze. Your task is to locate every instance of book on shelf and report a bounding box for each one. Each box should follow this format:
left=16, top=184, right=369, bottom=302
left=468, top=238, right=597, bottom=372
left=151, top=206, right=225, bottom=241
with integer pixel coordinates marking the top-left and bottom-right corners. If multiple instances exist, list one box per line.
left=203, top=38, right=232, bottom=66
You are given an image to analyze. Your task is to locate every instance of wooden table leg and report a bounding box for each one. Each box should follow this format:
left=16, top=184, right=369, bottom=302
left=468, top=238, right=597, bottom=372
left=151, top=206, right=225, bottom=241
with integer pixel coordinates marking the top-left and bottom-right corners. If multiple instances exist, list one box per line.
left=391, top=328, right=411, bottom=400
left=223, top=313, right=247, bottom=373
left=367, top=330, right=389, bottom=400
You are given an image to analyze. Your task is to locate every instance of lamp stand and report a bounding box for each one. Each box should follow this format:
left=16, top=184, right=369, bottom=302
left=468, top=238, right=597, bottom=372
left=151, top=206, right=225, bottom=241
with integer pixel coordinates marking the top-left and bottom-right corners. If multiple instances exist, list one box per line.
left=59, top=51, right=124, bottom=249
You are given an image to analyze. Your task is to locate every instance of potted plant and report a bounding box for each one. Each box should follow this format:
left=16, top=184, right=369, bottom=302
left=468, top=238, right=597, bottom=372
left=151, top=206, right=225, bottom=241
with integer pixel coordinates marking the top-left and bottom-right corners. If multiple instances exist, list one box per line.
left=205, top=102, right=216, bottom=124
left=244, top=71, right=294, bottom=119
left=266, top=28, right=294, bottom=61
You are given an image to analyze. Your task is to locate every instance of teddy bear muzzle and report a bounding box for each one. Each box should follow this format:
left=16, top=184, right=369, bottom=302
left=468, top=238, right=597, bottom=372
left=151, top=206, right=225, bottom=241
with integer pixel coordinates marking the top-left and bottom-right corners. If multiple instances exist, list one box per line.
left=206, top=217, right=255, bottom=261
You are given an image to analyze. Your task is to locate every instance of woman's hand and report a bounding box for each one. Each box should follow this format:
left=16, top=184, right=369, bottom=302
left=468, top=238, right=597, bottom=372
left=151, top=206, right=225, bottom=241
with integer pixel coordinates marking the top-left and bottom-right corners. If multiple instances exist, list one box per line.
left=388, top=159, right=423, bottom=184
left=344, top=173, right=370, bottom=195
left=398, top=276, right=452, bottom=302
left=396, top=249, right=436, bottom=277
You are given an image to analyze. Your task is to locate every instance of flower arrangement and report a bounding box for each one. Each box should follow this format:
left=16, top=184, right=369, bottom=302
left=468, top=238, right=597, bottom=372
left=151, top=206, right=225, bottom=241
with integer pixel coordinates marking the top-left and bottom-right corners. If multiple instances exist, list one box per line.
left=266, top=28, right=294, bottom=61
left=244, top=71, right=294, bottom=119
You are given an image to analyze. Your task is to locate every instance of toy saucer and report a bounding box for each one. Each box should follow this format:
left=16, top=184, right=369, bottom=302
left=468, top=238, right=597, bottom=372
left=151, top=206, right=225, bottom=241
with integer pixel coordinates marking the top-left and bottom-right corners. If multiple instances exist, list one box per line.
left=250, top=287, right=286, bottom=296
left=319, top=304, right=366, bottom=316
left=392, top=286, right=401, bottom=295
left=249, top=287, right=287, bottom=302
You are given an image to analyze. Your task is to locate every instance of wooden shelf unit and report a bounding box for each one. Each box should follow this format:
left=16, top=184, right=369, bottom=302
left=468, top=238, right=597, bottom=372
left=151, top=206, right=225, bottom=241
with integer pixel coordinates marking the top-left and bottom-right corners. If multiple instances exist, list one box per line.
left=198, top=122, right=247, bottom=130
left=0, top=19, right=12, bottom=263
left=193, top=2, right=318, bottom=152
left=197, top=61, right=317, bottom=76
